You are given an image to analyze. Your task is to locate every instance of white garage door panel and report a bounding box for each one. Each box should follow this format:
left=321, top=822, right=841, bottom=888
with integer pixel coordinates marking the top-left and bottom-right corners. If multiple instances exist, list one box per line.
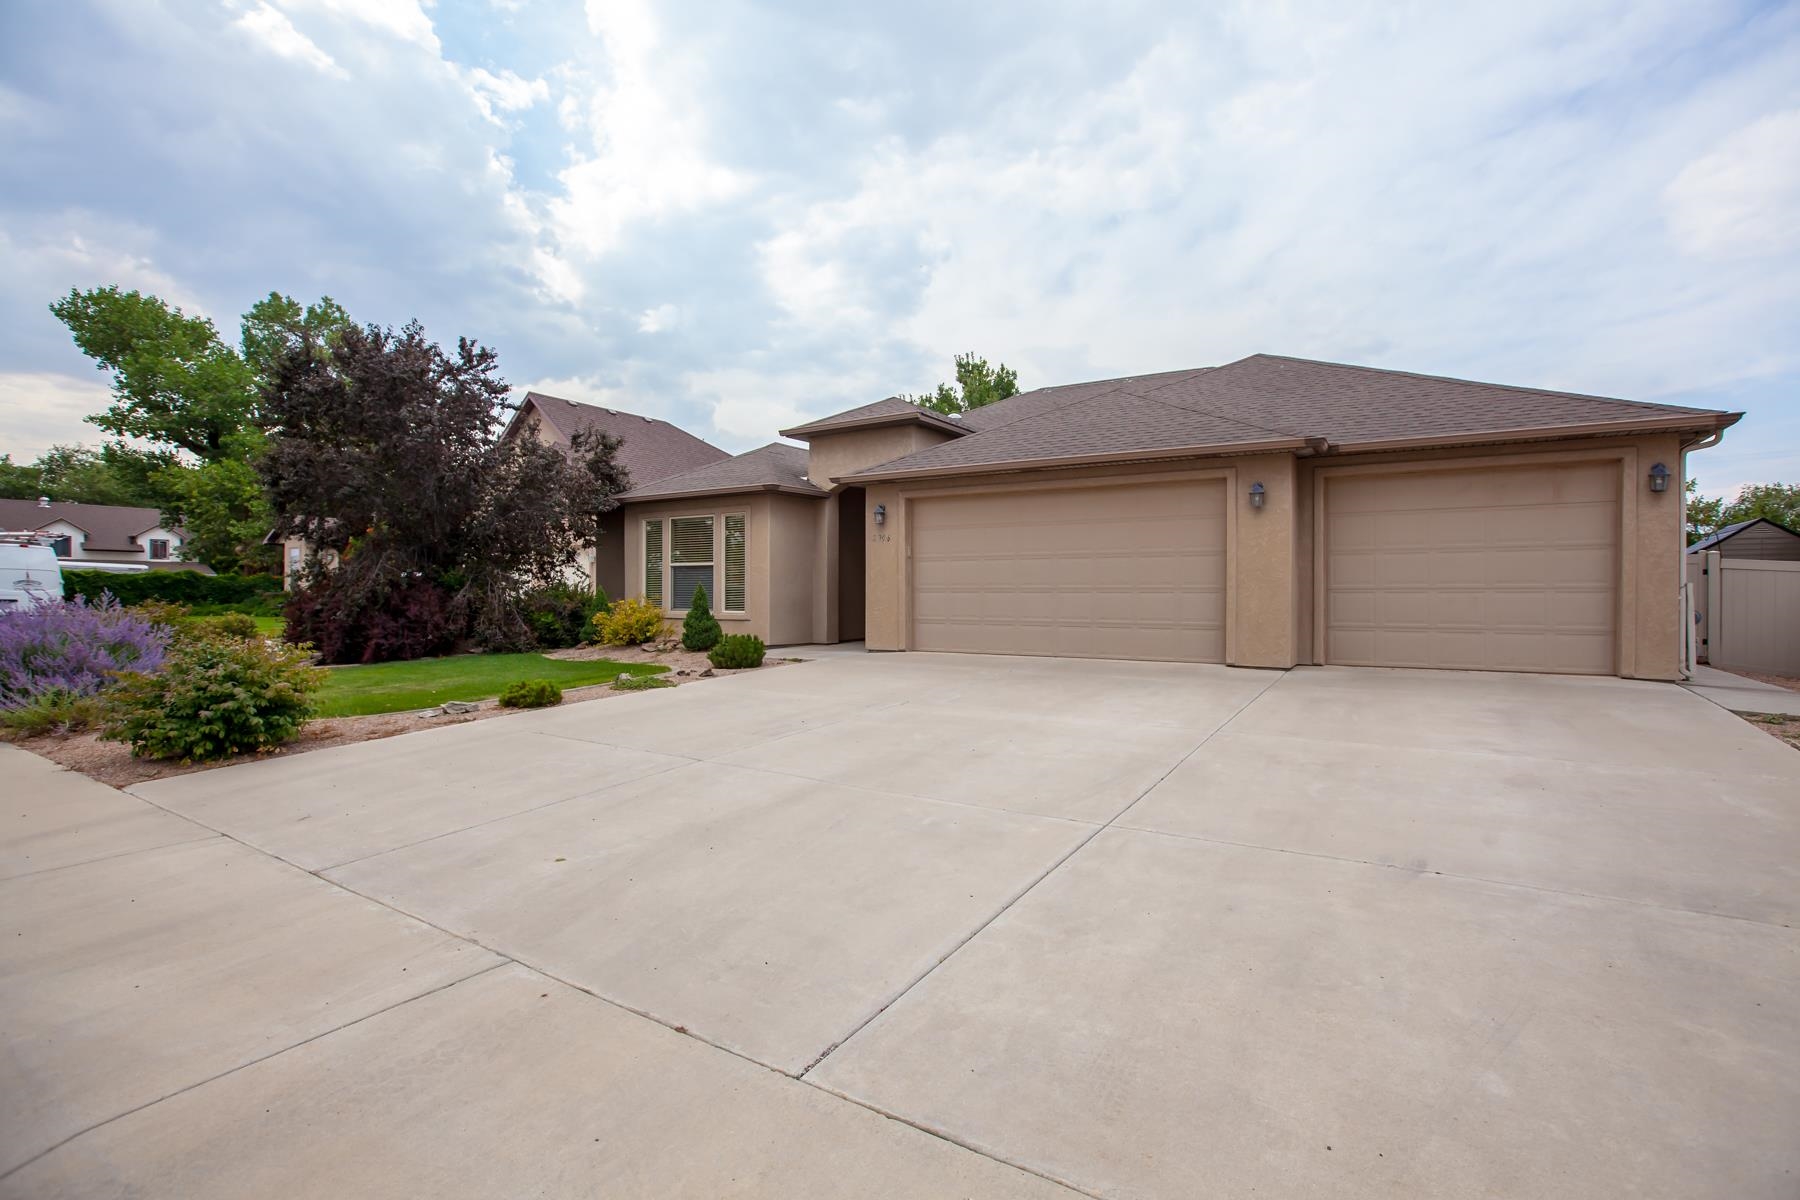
left=1326, top=464, right=1619, bottom=674
left=911, top=480, right=1226, bottom=663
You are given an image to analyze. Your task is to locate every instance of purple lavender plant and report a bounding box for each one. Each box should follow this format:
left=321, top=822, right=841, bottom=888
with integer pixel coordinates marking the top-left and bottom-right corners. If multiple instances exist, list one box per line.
left=0, top=596, right=169, bottom=709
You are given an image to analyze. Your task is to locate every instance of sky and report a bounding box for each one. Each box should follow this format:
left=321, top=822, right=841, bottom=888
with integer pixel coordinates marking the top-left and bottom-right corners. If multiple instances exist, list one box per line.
left=1, top=0, right=1796, bottom=501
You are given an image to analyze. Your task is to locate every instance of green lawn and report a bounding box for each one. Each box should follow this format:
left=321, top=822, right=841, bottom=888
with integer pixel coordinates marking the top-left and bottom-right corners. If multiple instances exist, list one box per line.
left=313, top=653, right=667, bottom=718
left=252, top=616, right=285, bottom=639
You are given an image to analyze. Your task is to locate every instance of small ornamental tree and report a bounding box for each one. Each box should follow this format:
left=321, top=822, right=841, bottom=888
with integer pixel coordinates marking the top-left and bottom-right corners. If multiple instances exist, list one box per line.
left=260, top=321, right=631, bottom=662
left=681, top=585, right=722, bottom=652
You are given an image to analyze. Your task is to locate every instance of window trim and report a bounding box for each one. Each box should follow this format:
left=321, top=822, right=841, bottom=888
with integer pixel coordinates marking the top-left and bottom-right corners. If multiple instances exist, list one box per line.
left=148, top=538, right=171, bottom=560
left=644, top=509, right=750, bottom=617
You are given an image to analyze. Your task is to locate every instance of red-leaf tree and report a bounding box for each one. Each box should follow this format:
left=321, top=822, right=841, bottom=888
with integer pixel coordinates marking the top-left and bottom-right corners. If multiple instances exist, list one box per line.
left=260, top=321, right=630, bottom=662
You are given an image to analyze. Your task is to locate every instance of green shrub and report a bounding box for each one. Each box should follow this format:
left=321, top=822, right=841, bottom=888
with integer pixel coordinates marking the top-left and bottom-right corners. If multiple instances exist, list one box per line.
left=708, top=633, right=765, bottom=669
left=63, top=570, right=283, bottom=614
left=520, top=583, right=608, bottom=650
left=194, top=612, right=260, bottom=641
left=0, top=688, right=108, bottom=737
left=594, top=597, right=666, bottom=646
left=611, top=673, right=674, bottom=691
left=129, top=602, right=259, bottom=646
left=498, top=678, right=563, bottom=708
left=102, top=637, right=325, bottom=762
left=680, top=585, right=722, bottom=652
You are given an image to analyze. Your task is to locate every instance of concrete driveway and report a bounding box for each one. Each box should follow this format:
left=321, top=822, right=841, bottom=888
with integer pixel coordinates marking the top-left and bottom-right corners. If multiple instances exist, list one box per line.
left=4, top=655, right=1798, bottom=1198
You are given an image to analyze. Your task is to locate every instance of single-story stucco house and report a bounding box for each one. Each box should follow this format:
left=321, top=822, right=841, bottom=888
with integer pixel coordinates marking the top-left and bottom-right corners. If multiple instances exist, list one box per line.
left=1686, top=517, right=1800, bottom=561
left=616, top=354, right=1741, bottom=679
left=0, top=497, right=208, bottom=572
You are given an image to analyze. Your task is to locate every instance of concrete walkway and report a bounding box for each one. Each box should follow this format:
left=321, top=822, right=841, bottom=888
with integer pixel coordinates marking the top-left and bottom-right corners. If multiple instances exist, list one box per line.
left=4, top=657, right=1798, bottom=1198
left=1683, top=664, right=1800, bottom=716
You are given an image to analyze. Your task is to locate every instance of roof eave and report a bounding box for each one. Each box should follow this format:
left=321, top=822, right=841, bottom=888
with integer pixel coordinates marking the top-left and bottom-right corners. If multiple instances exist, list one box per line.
left=845, top=437, right=1311, bottom=483
left=619, top=482, right=828, bottom=504
left=780, top=410, right=968, bottom=440
left=1327, top=410, right=1743, bottom=454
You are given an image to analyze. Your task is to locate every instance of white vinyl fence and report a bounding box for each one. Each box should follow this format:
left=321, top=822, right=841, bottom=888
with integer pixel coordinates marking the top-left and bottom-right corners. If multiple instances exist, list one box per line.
left=1688, top=550, right=1800, bottom=676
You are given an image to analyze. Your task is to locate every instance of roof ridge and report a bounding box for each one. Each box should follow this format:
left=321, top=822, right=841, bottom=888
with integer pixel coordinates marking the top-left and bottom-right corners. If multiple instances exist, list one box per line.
left=1118, top=380, right=1309, bottom=442
left=1239, top=353, right=1721, bottom=418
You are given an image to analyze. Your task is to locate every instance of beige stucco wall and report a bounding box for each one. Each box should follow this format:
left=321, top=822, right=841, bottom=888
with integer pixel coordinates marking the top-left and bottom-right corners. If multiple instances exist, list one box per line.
left=623, top=492, right=827, bottom=645
left=862, top=432, right=1693, bottom=678
left=805, top=425, right=956, bottom=489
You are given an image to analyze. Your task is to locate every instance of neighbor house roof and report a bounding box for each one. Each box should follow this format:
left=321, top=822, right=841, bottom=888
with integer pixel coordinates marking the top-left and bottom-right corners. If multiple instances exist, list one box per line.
left=509, top=392, right=730, bottom=484
left=1687, top=517, right=1800, bottom=553
left=846, top=354, right=1741, bottom=482
left=0, top=499, right=180, bottom=552
left=780, top=396, right=967, bottom=440
left=617, top=443, right=828, bottom=503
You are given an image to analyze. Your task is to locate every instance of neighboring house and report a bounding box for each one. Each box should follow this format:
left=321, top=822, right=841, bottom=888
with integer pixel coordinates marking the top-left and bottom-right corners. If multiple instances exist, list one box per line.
left=0, top=497, right=209, bottom=573
left=1687, top=517, right=1800, bottom=561
left=272, top=393, right=728, bottom=594
left=616, top=353, right=1739, bottom=679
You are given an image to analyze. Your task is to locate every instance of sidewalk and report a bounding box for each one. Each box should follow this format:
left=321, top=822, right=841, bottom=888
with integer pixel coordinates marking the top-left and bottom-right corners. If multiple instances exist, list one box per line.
left=1682, top=665, right=1800, bottom=716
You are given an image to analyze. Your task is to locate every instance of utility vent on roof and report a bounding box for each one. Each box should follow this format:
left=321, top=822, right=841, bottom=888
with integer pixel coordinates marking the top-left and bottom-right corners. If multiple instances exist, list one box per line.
left=643, top=416, right=653, bottom=422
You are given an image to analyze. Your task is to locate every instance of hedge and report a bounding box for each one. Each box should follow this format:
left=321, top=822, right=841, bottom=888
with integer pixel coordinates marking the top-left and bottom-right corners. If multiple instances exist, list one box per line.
left=61, top=569, right=284, bottom=613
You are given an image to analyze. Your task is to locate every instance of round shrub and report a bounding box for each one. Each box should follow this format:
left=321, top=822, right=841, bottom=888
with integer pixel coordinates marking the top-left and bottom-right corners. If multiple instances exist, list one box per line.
left=594, top=597, right=666, bottom=646
left=498, top=678, right=563, bottom=709
left=707, top=633, right=766, bottom=670
left=520, top=583, right=608, bottom=650
left=611, top=673, right=674, bottom=691
left=680, top=585, right=722, bottom=652
left=102, top=636, right=325, bottom=762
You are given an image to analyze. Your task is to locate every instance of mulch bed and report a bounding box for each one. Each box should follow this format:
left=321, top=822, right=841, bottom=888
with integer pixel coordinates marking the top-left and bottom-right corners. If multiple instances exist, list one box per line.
left=7, top=641, right=791, bottom=790
left=1738, top=712, right=1800, bottom=754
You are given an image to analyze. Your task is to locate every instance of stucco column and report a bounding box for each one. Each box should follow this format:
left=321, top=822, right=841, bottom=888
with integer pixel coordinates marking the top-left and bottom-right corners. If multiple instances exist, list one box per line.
left=864, top=484, right=905, bottom=650
left=1229, top=453, right=1300, bottom=669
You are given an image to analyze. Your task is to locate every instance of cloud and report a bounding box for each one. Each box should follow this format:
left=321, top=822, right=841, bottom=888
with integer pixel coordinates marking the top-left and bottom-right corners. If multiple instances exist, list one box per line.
left=1, top=0, right=1796, bottom=490
left=0, top=372, right=117, bottom=460
left=1665, top=109, right=1800, bottom=258
left=233, top=2, right=347, bottom=78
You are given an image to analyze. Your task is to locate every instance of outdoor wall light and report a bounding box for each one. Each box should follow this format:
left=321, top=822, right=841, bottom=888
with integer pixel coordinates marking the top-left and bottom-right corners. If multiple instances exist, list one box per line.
left=1648, top=462, right=1670, bottom=493
left=873, top=504, right=887, bottom=526
left=1248, top=482, right=1266, bottom=510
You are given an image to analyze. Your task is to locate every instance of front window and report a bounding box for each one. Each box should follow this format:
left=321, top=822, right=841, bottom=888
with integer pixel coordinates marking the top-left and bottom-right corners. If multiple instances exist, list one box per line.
left=149, top=538, right=170, bottom=560
left=669, top=515, right=714, bottom=612
left=50, top=536, right=72, bottom=558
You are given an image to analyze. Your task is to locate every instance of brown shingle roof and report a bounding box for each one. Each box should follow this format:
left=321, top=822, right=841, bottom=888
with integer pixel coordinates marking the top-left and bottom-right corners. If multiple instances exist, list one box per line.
left=780, top=396, right=967, bottom=439
left=849, top=354, right=1738, bottom=481
left=514, top=393, right=729, bottom=484
left=618, top=442, right=827, bottom=503
left=0, top=499, right=180, bottom=551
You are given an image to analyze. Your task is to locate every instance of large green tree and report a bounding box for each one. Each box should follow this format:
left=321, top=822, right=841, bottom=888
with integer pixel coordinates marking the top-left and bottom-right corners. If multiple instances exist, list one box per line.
left=905, top=352, right=1021, bottom=415
left=0, top=443, right=179, bottom=508
left=1686, top=479, right=1800, bottom=544
left=49, top=287, right=352, bottom=572
left=1722, top=482, right=1800, bottom=530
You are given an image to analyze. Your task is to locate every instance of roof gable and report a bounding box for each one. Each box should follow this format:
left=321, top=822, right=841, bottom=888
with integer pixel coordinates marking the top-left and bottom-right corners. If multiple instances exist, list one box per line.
left=618, top=442, right=827, bottom=503
left=510, top=393, right=729, bottom=485
left=780, top=396, right=966, bottom=439
left=1687, top=517, right=1800, bottom=552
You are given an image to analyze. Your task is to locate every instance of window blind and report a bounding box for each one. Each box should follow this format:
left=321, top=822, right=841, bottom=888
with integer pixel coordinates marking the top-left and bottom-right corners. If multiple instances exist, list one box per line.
left=670, top=516, right=714, bottom=564
left=723, top=513, right=746, bottom=611
left=644, top=520, right=663, bottom=606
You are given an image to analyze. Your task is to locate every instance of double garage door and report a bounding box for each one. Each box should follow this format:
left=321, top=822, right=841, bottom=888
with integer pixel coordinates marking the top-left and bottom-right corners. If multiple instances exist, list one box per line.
left=907, top=462, right=1620, bottom=674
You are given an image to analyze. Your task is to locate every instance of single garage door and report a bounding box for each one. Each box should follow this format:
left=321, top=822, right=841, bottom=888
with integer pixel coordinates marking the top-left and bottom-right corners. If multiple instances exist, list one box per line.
left=1325, top=462, right=1619, bottom=674
left=911, top=479, right=1225, bottom=662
